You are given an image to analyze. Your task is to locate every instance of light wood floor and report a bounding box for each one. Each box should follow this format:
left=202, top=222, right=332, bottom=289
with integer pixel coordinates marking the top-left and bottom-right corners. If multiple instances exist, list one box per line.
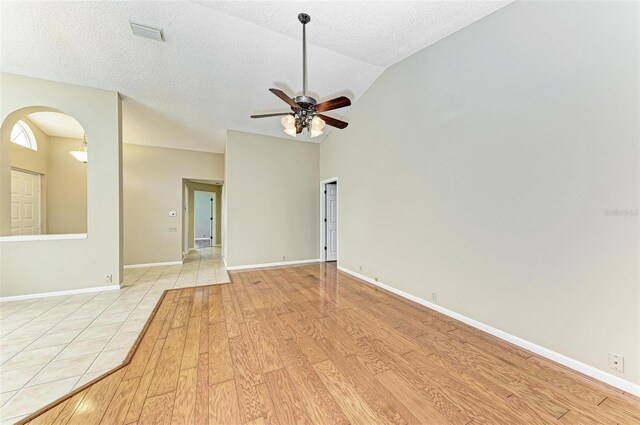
left=19, top=263, right=640, bottom=424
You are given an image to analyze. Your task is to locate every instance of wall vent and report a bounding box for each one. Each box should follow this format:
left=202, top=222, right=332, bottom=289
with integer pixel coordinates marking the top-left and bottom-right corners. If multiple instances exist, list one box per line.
left=130, top=22, right=165, bottom=42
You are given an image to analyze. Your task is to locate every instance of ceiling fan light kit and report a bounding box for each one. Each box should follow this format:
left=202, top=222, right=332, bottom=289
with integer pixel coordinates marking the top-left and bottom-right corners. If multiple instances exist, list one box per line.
left=250, top=13, right=351, bottom=138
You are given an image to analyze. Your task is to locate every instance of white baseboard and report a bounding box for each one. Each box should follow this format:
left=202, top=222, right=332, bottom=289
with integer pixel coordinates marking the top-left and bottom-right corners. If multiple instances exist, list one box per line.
left=226, top=258, right=320, bottom=271
left=337, top=266, right=640, bottom=397
left=0, top=284, right=120, bottom=303
left=124, top=261, right=183, bottom=269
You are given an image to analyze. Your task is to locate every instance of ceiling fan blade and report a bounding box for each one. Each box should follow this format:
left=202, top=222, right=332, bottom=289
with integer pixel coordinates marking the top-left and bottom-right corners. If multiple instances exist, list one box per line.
left=315, top=96, right=351, bottom=112
left=318, top=114, right=348, bottom=129
left=250, top=112, right=291, bottom=118
left=269, top=88, right=299, bottom=109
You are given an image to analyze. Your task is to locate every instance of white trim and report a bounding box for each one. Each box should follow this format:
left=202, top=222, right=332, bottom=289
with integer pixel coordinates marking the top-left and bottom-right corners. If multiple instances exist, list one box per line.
left=337, top=265, right=640, bottom=397
left=226, top=258, right=320, bottom=271
left=320, top=177, right=338, bottom=262
left=123, top=261, right=183, bottom=269
left=195, top=237, right=210, bottom=241
left=0, top=233, right=87, bottom=242
left=0, top=284, right=120, bottom=303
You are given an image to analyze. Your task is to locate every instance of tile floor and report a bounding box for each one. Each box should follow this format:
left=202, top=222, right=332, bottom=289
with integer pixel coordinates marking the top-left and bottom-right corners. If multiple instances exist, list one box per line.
left=0, top=247, right=228, bottom=424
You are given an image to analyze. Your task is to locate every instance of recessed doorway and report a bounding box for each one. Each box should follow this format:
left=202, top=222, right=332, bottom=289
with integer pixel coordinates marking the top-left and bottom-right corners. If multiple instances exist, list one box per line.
left=194, top=190, right=215, bottom=249
left=182, top=179, right=223, bottom=259
left=320, top=178, right=338, bottom=262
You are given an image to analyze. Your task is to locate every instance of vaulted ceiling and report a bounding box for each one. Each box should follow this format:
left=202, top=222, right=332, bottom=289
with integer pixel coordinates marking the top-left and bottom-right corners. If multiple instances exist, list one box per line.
left=1, top=1, right=510, bottom=153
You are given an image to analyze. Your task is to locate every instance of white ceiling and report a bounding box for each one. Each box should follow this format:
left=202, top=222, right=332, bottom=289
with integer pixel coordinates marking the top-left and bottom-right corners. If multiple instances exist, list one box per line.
left=27, top=112, right=85, bottom=139
left=1, top=1, right=511, bottom=154
left=205, top=1, right=510, bottom=68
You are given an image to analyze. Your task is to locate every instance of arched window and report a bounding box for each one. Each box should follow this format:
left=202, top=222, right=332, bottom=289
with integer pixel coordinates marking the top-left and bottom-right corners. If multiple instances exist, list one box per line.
left=10, top=120, right=38, bottom=151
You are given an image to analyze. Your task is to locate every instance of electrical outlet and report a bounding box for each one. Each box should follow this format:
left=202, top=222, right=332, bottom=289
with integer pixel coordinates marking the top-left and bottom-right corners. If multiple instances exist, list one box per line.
left=431, top=292, right=438, bottom=303
left=282, top=256, right=286, bottom=261
left=105, top=274, right=112, bottom=284
left=609, top=353, right=624, bottom=373
left=359, top=265, right=363, bottom=272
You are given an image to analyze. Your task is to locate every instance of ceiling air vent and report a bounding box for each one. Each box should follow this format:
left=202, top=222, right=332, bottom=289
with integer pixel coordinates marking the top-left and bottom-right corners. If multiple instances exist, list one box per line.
left=130, top=22, right=165, bottom=42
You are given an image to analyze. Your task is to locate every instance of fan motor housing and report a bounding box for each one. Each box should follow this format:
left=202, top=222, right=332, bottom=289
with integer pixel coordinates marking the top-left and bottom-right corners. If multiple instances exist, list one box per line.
left=294, top=95, right=317, bottom=109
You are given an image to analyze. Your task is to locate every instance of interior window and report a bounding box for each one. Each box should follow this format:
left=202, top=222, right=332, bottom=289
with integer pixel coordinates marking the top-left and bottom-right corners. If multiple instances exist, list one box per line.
left=3, top=111, right=87, bottom=237
left=10, top=120, right=38, bottom=151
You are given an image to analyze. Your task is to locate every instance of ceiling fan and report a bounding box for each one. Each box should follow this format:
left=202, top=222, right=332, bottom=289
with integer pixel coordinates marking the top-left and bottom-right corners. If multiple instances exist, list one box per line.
left=250, top=13, right=351, bottom=138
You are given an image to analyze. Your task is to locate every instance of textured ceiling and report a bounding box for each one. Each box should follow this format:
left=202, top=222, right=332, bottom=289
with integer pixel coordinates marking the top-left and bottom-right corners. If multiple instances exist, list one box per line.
left=1, top=1, right=511, bottom=153
left=204, top=1, right=511, bottom=68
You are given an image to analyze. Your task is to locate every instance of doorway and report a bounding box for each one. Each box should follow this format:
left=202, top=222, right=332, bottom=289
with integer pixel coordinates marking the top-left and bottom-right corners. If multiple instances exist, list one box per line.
left=321, top=178, right=338, bottom=262
left=10, top=168, right=41, bottom=236
left=182, top=179, right=223, bottom=258
left=194, top=190, right=215, bottom=249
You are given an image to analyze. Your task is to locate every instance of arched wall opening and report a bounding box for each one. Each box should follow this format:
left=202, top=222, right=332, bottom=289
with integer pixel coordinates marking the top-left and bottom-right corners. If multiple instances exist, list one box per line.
left=1, top=106, right=88, bottom=237
left=0, top=73, right=122, bottom=299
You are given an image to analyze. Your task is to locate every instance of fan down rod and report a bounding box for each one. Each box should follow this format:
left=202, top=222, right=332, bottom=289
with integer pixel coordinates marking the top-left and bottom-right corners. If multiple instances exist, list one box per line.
left=299, top=13, right=310, bottom=96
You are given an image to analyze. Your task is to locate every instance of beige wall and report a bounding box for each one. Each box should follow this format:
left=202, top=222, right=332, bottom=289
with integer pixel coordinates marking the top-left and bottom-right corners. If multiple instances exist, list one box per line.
left=226, top=130, right=319, bottom=267
left=1, top=73, right=122, bottom=297
left=123, top=144, right=224, bottom=266
left=186, top=182, right=222, bottom=248
left=47, top=136, right=87, bottom=234
left=320, top=1, right=639, bottom=385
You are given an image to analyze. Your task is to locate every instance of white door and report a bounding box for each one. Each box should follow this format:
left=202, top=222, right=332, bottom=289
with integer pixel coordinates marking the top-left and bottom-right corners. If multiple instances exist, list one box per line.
left=325, top=182, right=337, bottom=261
left=11, top=169, right=41, bottom=236
left=194, top=190, right=215, bottom=247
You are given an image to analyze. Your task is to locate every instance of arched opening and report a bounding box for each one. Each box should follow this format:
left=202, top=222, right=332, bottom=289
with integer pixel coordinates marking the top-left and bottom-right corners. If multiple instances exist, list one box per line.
left=1, top=107, right=88, bottom=237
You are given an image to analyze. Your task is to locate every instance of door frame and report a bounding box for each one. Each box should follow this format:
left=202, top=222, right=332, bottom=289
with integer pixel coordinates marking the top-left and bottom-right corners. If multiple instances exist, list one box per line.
left=320, top=177, right=338, bottom=262
left=182, top=181, right=189, bottom=259
left=193, top=190, right=216, bottom=247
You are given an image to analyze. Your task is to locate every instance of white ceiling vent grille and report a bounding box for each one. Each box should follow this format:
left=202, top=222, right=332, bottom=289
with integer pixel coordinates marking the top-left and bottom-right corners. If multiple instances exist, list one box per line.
left=130, top=22, right=165, bottom=42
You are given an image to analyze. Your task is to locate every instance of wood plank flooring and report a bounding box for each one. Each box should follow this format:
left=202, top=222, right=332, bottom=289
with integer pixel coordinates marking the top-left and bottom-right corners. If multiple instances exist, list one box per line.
left=19, top=263, right=640, bottom=424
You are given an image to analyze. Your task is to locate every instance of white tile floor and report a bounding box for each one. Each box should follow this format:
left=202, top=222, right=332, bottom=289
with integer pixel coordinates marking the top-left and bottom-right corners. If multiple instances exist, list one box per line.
left=0, top=247, right=228, bottom=424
